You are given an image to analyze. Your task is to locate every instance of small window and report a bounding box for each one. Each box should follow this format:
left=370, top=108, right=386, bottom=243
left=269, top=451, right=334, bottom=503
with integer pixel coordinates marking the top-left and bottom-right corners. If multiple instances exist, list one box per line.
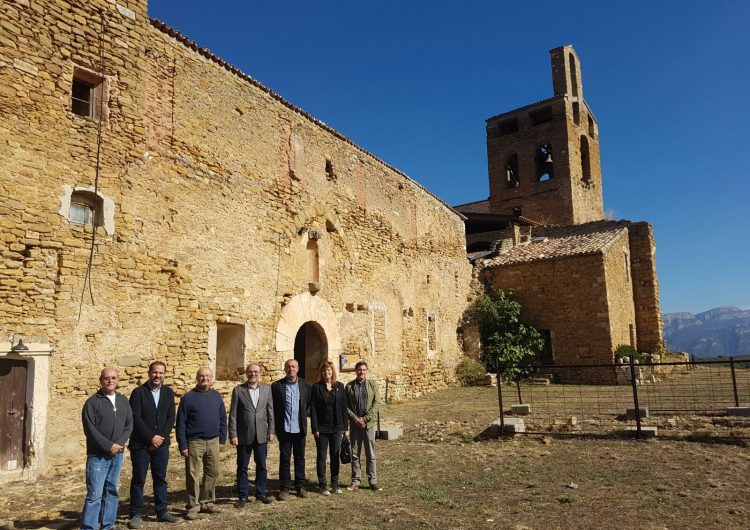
left=306, top=238, right=320, bottom=283
left=572, top=102, right=580, bottom=125
left=505, top=153, right=520, bottom=188
left=580, top=135, right=591, bottom=184
left=588, top=114, right=596, bottom=138
left=325, top=157, right=336, bottom=182
left=529, top=106, right=553, bottom=125
left=569, top=53, right=579, bottom=98
left=71, top=67, right=104, bottom=119
left=427, top=312, right=437, bottom=357
left=69, top=190, right=103, bottom=228
left=535, top=144, right=554, bottom=181
left=512, top=207, right=522, bottom=217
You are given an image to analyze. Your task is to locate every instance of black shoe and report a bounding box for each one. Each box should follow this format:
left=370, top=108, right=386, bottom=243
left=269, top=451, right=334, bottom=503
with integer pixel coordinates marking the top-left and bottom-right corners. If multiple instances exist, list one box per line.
left=296, top=486, right=308, bottom=498
left=128, top=516, right=142, bottom=529
left=277, top=490, right=289, bottom=501
left=236, top=498, right=247, bottom=508
left=156, top=513, right=178, bottom=523
left=257, top=496, right=273, bottom=504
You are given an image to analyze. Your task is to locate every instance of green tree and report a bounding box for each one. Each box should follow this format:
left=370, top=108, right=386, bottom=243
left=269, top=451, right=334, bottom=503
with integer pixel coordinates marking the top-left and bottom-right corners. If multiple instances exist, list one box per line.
left=469, top=289, right=545, bottom=404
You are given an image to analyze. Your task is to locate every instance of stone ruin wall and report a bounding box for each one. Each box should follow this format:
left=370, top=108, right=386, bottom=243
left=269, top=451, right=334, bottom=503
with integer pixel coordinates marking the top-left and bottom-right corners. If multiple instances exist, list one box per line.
left=0, top=0, right=472, bottom=472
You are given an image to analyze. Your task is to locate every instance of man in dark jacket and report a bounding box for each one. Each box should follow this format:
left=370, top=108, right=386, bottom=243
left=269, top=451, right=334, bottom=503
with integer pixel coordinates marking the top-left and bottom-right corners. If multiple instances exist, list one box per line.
left=128, top=361, right=177, bottom=528
left=81, top=367, right=133, bottom=530
left=271, top=359, right=312, bottom=499
left=176, top=367, right=227, bottom=520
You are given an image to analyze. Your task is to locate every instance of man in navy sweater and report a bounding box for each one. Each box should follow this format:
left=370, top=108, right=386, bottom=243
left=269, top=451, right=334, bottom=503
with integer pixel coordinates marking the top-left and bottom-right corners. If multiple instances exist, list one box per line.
left=176, top=367, right=227, bottom=520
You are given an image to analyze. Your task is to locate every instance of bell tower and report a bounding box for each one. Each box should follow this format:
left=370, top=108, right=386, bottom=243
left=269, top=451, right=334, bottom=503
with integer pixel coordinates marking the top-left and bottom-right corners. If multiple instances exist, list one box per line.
left=485, top=45, right=604, bottom=226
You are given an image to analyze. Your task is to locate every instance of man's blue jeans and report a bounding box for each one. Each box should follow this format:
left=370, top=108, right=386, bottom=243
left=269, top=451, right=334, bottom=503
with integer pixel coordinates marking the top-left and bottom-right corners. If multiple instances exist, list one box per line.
left=80, top=452, right=124, bottom=530
left=235, top=440, right=268, bottom=499
left=129, top=446, right=169, bottom=518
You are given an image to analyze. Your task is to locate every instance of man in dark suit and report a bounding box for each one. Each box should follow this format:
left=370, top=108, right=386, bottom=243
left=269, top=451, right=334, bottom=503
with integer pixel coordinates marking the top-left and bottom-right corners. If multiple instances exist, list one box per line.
left=229, top=363, right=275, bottom=506
left=128, top=361, right=177, bottom=528
left=271, top=358, right=312, bottom=499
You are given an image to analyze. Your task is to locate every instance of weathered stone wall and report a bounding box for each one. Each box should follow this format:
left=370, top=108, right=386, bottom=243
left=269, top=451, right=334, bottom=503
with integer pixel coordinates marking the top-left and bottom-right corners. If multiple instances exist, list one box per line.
left=601, top=230, right=637, bottom=350
left=627, top=222, right=664, bottom=353
left=0, top=0, right=471, bottom=475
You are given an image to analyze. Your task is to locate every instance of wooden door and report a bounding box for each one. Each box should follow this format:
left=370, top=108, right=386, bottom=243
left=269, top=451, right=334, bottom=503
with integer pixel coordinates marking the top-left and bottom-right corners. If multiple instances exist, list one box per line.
left=0, top=359, right=27, bottom=471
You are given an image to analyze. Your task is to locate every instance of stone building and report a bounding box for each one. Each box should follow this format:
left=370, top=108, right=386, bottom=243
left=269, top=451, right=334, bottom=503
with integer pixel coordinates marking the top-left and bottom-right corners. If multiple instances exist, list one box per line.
left=456, top=46, right=664, bottom=380
left=0, top=0, right=472, bottom=481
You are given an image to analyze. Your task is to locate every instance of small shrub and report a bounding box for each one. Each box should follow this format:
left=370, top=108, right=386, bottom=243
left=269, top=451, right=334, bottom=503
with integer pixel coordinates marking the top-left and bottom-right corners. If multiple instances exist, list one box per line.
left=455, top=357, right=486, bottom=386
left=614, top=344, right=645, bottom=363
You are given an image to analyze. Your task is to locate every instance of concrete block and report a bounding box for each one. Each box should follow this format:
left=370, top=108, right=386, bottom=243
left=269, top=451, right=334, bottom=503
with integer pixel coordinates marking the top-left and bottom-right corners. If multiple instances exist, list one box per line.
left=376, top=427, right=403, bottom=440
left=626, top=426, right=658, bottom=437
left=511, top=404, right=531, bottom=415
left=626, top=407, right=649, bottom=419
left=491, top=417, right=525, bottom=434
left=726, top=407, right=750, bottom=417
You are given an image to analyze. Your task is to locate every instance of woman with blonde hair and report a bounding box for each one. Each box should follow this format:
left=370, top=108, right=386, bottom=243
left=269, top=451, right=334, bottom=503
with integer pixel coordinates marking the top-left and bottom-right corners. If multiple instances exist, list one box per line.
left=310, top=360, right=348, bottom=495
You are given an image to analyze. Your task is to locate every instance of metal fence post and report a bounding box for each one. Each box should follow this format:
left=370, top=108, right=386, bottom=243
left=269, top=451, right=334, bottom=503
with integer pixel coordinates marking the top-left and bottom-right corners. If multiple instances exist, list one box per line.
left=497, top=372, right=505, bottom=430
left=629, top=355, right=642, bottom=438
left=730, top=357, right=740, bottom=407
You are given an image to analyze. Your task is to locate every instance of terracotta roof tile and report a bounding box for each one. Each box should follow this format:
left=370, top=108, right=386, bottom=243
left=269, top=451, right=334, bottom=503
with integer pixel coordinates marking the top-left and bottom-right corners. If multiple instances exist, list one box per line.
left=484, top=223, right=628, bottom=266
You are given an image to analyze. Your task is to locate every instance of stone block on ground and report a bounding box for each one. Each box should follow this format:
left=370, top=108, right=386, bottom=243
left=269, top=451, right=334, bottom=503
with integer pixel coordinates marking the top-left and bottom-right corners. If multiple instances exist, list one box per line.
left=726, top=407, right=750, bottom=417
left=511, top=404, right=531, bottom=415
left=626, top=425, right=658, bottom=437
left=626, top=407, right=649, bottom=419
left=491, top=417, right=525, bottom=435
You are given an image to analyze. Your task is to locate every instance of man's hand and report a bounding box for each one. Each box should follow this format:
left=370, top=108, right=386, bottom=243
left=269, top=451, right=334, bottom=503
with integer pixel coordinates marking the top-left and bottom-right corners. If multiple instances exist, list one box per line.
left=181, top=449, right=189, bottom=458
left=219, top=444, right=225, bottom=452
left=267, top=434, right=275, bottom=443
left=151, top=435, right=164, bottom=448
left=356, top=417, right=366, bottom=429
left=110, top=443, right=122, bottom=456
left=313, top=431, right=319, bottom=439
left=230, top=437, right=239, bottom=446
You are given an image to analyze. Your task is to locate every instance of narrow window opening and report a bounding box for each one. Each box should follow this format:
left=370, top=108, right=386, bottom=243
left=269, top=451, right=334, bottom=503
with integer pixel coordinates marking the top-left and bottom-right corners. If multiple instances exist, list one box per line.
left=569, top=53, right=579, bottom=98
left=306, top=239, right=320, bottom=283
left=505, top=153, right=520, bottom=188
left=216, top=323, right=245, bottom=380
left=529, top=106, right=553, bottom=125
left=71, top=67, right=104, bottom=119
left=325, top=157, right=336, bottom=182
left=535, top=144, right=554, bottom=181
left=538, top=330, right=554, bottom=364
left=427, top=313, right=437, bottom=356
left=580, top=135, right=591, bottom=184
left=624, top=251, right=630, bottom=282
left=572, top=102, right=580, bottom=125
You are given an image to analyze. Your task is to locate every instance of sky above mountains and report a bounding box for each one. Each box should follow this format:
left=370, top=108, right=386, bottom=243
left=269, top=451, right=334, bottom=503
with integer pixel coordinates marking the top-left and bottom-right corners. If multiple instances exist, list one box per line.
left=148, top=0, right=750, bottom=314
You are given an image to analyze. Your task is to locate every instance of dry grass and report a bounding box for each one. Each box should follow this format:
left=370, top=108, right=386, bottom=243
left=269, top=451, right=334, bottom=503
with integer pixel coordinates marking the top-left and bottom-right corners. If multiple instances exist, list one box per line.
left=2, top=385, right=750, bottom=530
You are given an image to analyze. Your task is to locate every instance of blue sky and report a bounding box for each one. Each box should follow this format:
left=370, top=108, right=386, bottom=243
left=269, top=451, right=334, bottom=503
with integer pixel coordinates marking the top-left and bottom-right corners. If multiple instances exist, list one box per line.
left=148, top=0, right=750, bottom=314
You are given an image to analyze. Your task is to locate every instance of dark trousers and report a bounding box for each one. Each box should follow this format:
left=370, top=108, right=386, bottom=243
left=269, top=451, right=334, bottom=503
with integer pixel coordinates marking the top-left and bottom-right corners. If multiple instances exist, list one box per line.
left=315, top=431, right=343, bottom=489
left=277, top=432, right=306, bottom=490
left=235, top=440, right=268, bottom=499
left=129, top=445, right=169, bottom=518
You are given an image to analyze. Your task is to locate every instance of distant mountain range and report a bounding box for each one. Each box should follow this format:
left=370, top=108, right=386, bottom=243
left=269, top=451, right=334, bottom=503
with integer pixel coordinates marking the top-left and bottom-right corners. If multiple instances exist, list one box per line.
left=662, top=306, right=750, bottom=358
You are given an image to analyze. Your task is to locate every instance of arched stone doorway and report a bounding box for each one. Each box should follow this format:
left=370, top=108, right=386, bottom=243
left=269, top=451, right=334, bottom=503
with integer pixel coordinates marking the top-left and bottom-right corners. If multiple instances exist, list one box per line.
left=293, top=321, right=327, bottom=381
left=275, top=292, right=342, bottom=376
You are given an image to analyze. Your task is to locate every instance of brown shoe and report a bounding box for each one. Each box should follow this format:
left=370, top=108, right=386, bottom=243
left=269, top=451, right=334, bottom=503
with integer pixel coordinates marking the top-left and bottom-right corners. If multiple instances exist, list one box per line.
left=185, top=508, right=199, bottom=520
left=277, top=490, right=289, bottom=501
left=296, top=487, right=308, bottom=498
left=369, top=483, right=383, bottom=491
left=201, top=505, right=222, bottom=514
left=346, top=483, right=359, bottom=491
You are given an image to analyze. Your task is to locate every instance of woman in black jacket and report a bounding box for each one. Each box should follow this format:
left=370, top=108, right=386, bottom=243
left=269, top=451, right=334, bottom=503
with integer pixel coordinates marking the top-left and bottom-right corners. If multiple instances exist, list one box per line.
left=310, top=360, right=348, bottom=495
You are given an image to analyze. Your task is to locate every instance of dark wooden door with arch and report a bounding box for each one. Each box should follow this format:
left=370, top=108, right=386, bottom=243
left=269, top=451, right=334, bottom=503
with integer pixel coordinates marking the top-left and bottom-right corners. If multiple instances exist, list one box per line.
left=0, top=359, right=27, bottom=472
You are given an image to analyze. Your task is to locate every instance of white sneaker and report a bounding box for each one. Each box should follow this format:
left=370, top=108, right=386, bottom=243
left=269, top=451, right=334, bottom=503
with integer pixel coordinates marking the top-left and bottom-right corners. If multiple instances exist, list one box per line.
left=321, top=488, right=331, bottom=496
left=333, top=487, right=343, bottom=495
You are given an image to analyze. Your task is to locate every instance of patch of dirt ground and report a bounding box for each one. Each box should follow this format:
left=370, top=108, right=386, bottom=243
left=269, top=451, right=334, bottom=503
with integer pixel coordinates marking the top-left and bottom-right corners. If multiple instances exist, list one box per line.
left=1, top=386, right=749, bottom=529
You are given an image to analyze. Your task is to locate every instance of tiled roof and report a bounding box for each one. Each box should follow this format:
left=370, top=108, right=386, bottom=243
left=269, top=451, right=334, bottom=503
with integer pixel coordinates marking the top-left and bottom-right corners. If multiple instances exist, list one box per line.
left=148, top=19, right=465, bottom=221
left=483, top=222, right=628, bottom=266
left=454, top=199, right=490, bottom=214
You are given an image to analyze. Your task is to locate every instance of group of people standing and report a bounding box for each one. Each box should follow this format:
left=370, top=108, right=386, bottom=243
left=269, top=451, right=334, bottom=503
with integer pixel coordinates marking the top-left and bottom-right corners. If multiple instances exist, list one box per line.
left=79, top=358, right=381, bottom=530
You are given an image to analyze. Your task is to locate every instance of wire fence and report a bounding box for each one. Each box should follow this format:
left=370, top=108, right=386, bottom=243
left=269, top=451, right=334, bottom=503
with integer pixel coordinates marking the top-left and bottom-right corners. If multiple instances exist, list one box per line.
left=495, top=357, right=750, bottom=439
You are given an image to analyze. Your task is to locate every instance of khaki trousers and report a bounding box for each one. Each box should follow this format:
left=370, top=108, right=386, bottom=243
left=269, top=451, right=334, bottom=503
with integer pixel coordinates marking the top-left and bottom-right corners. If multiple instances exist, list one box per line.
left=185, top=437, right=219, bottom=509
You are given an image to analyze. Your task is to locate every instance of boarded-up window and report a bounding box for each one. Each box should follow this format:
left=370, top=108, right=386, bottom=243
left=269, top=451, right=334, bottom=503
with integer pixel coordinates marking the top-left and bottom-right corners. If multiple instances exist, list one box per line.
left=216, top=323, right=244, bottom=380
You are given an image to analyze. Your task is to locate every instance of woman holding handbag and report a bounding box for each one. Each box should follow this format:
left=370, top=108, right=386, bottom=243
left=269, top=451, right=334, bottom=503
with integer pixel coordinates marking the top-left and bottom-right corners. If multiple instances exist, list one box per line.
left=310, top=361, right=349, bottom=495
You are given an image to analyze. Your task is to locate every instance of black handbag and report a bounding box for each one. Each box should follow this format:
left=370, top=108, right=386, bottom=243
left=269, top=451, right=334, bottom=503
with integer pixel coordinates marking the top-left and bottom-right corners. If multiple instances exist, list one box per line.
left=340, top=433, right=351, bottom=464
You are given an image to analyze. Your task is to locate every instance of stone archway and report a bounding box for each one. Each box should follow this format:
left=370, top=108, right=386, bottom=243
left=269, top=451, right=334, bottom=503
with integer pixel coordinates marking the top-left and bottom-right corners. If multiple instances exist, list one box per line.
left=294, top=321, right=327, bottom=381
left=275, top=293, right=341, bottom=375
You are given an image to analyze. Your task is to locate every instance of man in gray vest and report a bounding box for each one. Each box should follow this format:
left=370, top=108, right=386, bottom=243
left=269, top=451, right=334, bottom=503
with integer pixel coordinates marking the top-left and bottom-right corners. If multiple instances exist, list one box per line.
left=229, top=363, right=275, bottom=506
